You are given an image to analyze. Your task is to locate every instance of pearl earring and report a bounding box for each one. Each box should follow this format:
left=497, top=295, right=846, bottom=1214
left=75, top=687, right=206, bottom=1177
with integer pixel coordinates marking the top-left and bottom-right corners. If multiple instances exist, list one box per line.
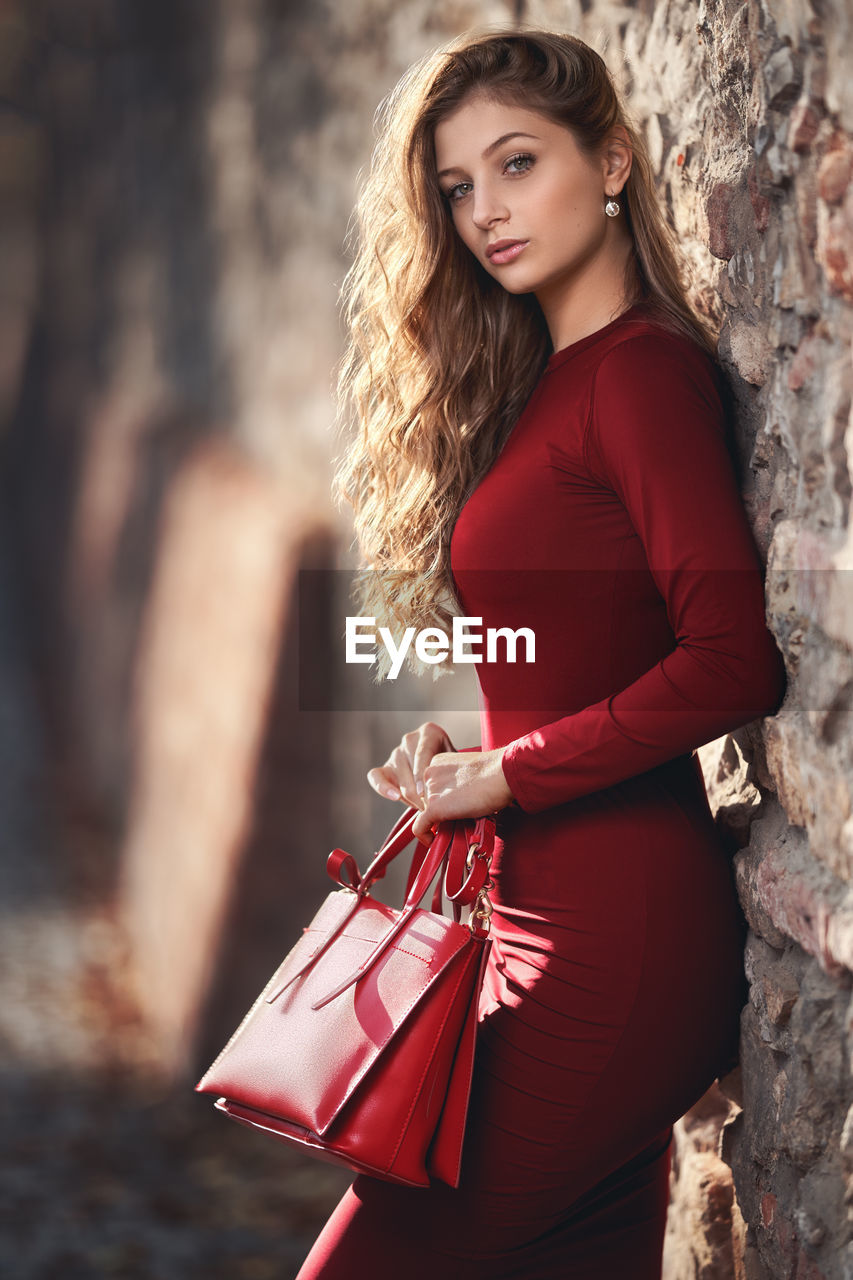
left=604, top=194, right=621, bottom=218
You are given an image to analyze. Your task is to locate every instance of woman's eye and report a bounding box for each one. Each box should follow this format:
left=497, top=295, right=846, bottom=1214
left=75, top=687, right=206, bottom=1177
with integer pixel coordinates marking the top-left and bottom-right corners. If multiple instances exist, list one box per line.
left=505, top=152, right=535, bottom=175
left=446, top=181, right=472, bottom=202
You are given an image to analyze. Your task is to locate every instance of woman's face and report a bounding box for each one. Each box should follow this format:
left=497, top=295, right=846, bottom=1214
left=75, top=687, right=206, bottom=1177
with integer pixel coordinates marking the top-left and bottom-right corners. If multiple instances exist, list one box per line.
left=433, top=95, right=628, bottom=307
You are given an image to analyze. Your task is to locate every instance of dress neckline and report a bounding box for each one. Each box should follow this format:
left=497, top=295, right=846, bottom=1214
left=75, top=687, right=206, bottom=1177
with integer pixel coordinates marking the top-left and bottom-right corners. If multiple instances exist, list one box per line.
left=544, top=302, right=646, bottom=373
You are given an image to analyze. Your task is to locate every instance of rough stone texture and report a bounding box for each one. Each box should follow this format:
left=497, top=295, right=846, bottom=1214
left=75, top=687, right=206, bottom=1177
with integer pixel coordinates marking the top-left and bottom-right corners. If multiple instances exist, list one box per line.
left=663, top=1083, right=742, bottom=1280
left=2, top=0, right=853, bottom=1276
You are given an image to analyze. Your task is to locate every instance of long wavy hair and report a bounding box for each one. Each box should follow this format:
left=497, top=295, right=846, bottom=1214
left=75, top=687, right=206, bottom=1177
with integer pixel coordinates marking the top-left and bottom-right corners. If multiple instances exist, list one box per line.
left=333, top=26, right=716, bottom=681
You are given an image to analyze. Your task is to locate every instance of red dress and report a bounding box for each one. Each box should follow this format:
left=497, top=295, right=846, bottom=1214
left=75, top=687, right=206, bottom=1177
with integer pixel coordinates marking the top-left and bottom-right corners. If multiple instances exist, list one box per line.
left=295, top=306, right=787, bottom=1279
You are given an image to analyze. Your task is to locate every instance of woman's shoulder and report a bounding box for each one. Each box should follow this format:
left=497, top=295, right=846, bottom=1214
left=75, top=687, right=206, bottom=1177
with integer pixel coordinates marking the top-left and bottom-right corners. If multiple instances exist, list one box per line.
left=543, top=304, right=719, bottom=392
left=588, top=308, right=723, bottom=407
left=597, top=307, right=714, bottom=366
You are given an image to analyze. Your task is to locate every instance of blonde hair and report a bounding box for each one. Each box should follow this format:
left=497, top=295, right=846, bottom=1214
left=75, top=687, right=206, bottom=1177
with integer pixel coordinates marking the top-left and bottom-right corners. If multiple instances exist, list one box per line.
left=333, top=27, right=716, bottom=680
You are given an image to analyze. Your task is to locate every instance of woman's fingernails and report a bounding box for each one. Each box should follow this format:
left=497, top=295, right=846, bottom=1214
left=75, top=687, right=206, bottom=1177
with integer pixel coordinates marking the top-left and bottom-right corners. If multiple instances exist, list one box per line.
left=384, top=787, right=400, bottom=800
left=415, top=779, right=424, bottom=795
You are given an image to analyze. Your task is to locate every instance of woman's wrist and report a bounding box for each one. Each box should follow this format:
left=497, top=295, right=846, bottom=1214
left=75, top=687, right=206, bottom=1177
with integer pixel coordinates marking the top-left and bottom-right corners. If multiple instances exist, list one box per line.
left=496, top=747, right=521, bottom=810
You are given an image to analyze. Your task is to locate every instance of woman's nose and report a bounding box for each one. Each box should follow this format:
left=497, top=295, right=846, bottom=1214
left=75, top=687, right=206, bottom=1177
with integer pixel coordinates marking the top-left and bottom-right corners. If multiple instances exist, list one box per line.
left=471, top=184, right=509, bottom=230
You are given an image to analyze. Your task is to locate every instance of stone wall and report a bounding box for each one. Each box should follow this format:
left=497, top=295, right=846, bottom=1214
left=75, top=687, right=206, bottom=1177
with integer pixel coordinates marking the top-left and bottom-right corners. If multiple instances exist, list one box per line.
left=2, top=0, right=852, bottom=1276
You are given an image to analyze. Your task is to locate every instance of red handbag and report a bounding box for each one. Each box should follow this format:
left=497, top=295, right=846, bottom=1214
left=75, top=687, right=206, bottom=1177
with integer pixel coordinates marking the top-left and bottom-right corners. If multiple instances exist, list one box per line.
left=194, top=805, right=496, bottom=1188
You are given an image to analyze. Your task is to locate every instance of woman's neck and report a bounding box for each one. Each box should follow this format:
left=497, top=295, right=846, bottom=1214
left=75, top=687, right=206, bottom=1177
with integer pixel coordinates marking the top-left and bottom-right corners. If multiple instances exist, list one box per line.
left=536, top=228, right=636, bottom=355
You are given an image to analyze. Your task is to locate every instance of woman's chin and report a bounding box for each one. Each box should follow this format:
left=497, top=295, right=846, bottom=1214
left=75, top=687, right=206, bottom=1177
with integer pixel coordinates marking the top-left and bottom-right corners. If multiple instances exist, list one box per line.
left=489, top=271, right=539, bottom=296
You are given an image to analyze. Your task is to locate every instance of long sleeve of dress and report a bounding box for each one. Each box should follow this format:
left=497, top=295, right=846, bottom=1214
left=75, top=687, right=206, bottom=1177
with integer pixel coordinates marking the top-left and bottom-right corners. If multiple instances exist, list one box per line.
left=500, top=332, right=787, bottom=815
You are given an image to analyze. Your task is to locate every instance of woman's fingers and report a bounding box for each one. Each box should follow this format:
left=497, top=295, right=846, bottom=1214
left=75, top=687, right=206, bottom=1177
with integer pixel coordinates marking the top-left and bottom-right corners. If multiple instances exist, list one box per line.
left=413, top=748, right=515, bottom=838
left=367, top=722, right=455, bottom=809
left=391, top=747, right=424, bottom=809
left=366, top=749, right=423, bottom=810
left=411, top=811, right=438, bottom=843
left=366, top=767, right=401, bottom=802
left=412, top=724, right=454, bottom=797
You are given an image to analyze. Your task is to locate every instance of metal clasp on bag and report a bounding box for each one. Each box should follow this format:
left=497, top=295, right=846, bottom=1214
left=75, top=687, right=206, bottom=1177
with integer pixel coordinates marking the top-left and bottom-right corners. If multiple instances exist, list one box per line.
left=466, top=842, right=495, bottom=938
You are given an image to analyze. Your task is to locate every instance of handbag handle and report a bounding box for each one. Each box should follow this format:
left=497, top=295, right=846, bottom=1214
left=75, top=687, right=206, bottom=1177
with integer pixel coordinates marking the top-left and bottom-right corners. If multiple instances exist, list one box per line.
left=404, top=815, right=495, bottom=918
left=307, top=813, right=495, bottom=1010
left=328, top=807, right=493, bottom=917
left=357, top=805, right=423, bottom=889
left=264, top=810, right=495, bottom=1009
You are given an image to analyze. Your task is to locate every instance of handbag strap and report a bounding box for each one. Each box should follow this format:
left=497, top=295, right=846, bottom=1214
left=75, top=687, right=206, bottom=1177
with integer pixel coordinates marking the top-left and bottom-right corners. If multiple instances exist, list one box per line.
left=265, top=808, right=423, bottom=1004
left=358, top=805, right=423, bottom=889
left=309, top=818, right=492, bottom=1011
left=404, top=815, right=495, bottom=920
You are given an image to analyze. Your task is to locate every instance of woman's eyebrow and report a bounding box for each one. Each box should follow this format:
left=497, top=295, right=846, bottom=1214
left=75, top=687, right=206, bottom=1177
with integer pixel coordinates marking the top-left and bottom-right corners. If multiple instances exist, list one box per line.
left=436, top=131, right=541, bottom=178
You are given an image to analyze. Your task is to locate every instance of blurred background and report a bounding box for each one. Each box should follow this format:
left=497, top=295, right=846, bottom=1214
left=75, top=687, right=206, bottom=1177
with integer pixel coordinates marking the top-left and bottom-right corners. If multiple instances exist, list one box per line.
left=0, top=2, right=485, bottom=1276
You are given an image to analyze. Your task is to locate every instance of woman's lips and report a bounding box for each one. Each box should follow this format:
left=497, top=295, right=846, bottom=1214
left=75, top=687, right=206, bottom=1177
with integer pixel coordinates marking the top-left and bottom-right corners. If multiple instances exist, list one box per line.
left=487, top=240, right=529, bottom=265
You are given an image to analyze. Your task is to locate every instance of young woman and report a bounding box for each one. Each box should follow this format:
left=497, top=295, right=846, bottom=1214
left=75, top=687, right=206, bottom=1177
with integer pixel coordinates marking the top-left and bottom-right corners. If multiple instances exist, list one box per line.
left=296, top=27, right=786, bottom=1280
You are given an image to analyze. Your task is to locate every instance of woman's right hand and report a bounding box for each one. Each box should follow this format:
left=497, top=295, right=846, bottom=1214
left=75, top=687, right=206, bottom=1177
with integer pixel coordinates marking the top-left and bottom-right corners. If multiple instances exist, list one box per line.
left=367, top=721, right=456, bottom=811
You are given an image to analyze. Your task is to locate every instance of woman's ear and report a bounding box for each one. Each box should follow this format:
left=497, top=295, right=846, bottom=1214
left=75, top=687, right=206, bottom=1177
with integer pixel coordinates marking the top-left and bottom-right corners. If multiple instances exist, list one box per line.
left=601, top=126, right=633, bottom=194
